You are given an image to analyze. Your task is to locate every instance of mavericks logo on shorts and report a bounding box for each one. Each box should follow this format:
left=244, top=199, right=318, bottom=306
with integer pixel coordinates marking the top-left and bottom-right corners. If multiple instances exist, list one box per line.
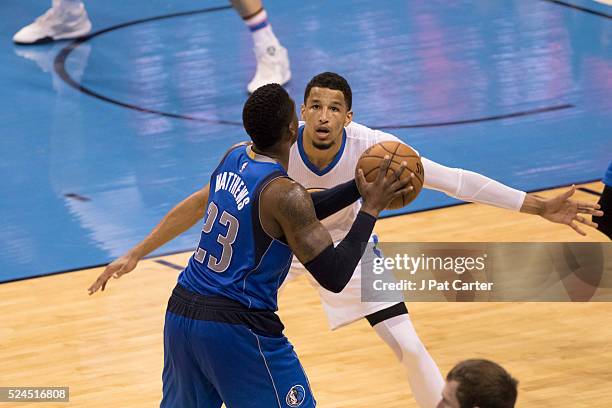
left=285, top=384, right=306, bottom=407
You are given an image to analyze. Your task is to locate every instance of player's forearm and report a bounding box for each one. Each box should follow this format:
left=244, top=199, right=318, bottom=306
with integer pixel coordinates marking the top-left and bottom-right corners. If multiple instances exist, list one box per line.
left=310, top=179, right=361, bottom=220
left=422, top=158, right=526, bottom=211
left=305, top=211, right=376, bottom=293
left=130, top=191, right=207, bottom=259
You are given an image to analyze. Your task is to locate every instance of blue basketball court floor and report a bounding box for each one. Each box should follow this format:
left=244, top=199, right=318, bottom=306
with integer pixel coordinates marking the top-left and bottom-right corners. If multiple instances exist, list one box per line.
left=1, top=0, right=610, bottom=282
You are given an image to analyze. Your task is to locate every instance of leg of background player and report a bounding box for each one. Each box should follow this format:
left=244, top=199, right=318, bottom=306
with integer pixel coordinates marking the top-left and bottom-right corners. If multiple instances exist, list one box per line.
left=367, top=304, right=445, bottom=408
left=13, top=0, right=92, bottom=44
left=231, top=0, right=291, bottom=93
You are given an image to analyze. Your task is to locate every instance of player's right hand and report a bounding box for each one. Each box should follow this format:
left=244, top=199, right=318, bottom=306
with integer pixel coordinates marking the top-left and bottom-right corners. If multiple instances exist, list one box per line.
left=537, top=185, right=603, bottom=236
left=87, top=253, right=140, bottom=295
left=356, top=155, right=413, bottom=217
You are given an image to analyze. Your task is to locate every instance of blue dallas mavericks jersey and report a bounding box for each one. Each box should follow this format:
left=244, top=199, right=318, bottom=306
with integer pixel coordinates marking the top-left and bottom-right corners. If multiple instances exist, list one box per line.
left=178, top=144, right=293, bottom=311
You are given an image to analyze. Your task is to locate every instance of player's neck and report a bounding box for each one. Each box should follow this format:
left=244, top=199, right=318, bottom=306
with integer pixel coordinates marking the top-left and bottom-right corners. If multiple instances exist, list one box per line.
left=302, top=131, right=342, bottom=170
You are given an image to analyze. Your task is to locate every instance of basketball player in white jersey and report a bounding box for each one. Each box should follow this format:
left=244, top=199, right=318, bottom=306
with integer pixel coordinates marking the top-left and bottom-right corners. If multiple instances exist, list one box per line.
left=13, top=0, right=290, bottom=93
left=89, top=73, right=602, bottom=407
left=283, top=72, right=601, bottom=407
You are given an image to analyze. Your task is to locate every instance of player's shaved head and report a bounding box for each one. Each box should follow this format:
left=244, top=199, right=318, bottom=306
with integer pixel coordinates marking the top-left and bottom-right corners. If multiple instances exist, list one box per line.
left=243, top=83, right=296, bottom=150
left=304, top=72, right=352, bottom=110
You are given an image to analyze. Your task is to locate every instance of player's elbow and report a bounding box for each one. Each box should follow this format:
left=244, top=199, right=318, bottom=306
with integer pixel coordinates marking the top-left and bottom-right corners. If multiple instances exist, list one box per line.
left=306, top=268, right=348, bottom=293
left=323, top=281, right=346, bottom=293
left=307, top=269, right=347, bottom=293
left=304, top=246, right=352, bottom=293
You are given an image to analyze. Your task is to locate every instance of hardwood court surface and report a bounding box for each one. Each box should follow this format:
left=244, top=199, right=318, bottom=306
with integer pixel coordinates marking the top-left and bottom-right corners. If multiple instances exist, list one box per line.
left=1, top=182, right=609, bottom=407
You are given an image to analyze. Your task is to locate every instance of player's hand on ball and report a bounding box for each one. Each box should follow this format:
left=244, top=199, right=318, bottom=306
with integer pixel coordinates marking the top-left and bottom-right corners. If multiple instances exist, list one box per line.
left=539, top=185, right=603, bottom=236
left=87, top=253, right=140, bottom=295
left=356, top=155, right=413, bottom=217
left=356, top=142, right=424, bottom=210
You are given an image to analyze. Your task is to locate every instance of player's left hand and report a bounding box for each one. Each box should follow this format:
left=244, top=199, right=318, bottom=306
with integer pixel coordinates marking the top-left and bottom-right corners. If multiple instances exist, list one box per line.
left=539, top=185, right=604, bottom=235
left=87, top=253, right=139, bottom=295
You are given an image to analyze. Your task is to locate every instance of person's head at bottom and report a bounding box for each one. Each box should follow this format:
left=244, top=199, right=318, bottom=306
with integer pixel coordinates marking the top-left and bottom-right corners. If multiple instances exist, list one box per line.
left=437, top=359, right=518, bottom=408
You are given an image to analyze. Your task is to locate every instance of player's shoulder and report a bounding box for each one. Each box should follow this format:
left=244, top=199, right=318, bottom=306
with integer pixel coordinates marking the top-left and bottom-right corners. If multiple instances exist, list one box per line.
left=260, top=177, right=310, bottom=213
left=220, top=141, right=249, bottom=160
left=265, top=176, right=304, bottom=194
left=344, top=121, right=377, bottom=141
left=228, top=141, right=250, bottom=152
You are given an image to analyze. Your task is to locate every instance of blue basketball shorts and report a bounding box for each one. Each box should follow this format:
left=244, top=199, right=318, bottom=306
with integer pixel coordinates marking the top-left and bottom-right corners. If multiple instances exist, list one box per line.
left=160, top=285, right=316, bottom=408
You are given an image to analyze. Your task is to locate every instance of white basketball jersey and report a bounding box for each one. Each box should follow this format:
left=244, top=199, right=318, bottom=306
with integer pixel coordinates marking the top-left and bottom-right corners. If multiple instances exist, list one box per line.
left=288, top=121, right=402, bottom=242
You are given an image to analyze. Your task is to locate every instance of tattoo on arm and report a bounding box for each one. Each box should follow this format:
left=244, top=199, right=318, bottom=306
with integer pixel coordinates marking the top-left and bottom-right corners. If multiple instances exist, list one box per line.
left=274, top=182, right=333, bottom=263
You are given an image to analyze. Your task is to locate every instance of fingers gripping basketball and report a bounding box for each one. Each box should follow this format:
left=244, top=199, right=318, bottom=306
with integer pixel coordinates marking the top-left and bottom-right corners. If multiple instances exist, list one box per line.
left=357, top=141, right=424, bottom=209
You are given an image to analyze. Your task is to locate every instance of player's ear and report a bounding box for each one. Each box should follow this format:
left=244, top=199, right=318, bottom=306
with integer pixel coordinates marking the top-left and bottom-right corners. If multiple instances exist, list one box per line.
left=300, top=103, right=306, bottom=120
left=344, top=110, right=353, bottom=127
left=288, top=121, right=297, bottom=140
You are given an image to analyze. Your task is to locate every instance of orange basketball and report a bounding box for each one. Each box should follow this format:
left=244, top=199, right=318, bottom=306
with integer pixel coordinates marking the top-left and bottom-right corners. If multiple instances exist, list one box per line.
left=357, top=141, right=424, bottom=210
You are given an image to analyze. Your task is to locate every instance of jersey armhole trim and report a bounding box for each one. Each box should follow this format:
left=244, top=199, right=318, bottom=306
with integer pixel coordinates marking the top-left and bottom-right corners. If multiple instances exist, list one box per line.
left=256, top=174, right=291, bottom=248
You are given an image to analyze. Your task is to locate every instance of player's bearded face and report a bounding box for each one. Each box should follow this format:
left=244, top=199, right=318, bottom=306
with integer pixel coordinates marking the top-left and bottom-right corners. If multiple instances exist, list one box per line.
left=301, top=87, right=352, bottom=151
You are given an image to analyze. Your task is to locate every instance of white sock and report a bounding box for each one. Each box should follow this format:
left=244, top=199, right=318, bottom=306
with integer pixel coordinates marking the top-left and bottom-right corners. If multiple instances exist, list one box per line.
left=244, top=9, right=280, bottom=50
left=372, top=314, right=444, bottom=408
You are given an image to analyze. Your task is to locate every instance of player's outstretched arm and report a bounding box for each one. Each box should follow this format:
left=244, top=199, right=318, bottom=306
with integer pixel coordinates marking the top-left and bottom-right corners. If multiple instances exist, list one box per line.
left=420, top=158, right=602, bottom=235
left=87, top=184, right=210, bottom=295
left=261, top=157, right=412, bottom=293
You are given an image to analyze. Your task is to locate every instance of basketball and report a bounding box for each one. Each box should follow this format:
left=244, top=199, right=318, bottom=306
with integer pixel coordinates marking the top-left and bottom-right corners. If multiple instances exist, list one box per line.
left=357, top=141, right=424, bottom=209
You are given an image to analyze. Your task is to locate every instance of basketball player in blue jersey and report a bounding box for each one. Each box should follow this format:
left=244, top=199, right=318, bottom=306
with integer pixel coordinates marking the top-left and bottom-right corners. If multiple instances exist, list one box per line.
left=593, top=161, right=611, bottom=239
left=89, top=84, right=412, bottom=407
left=89, top=74, right=603, bottom=408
